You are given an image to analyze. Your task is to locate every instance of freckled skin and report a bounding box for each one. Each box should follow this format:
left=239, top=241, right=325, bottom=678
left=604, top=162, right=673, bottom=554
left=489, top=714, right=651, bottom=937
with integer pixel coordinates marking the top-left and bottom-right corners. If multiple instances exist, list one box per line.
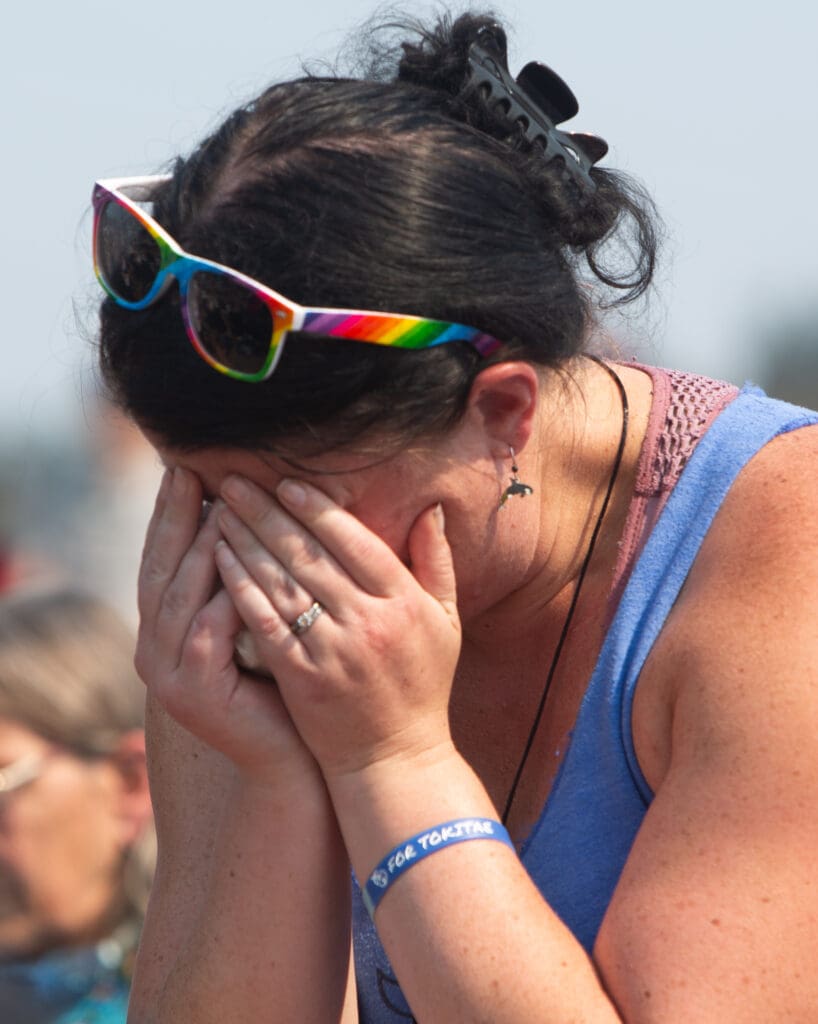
left=132, top=378, right=818, bottom=1021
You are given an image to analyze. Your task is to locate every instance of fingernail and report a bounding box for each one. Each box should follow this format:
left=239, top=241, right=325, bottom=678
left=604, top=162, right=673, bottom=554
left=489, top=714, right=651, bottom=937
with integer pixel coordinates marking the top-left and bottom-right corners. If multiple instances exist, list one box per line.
left=221, top=476, right=248, bottom=504
left=214, top=540, right=237, bottom=568
left=277, top=479, right=306, bottom=506
left=434, top=503, right=446, bottom=532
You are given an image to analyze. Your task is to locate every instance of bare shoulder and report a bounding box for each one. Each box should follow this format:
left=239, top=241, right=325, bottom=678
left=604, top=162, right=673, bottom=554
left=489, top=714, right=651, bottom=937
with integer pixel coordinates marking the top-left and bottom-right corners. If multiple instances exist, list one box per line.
left=675, top=420, right=818, bottom=631
left=655, top=418, right=818, bottom=807
left=709, top=419, right=818, bottom=549
left=634, top=421, right=818, bottom=773
left=595, top=423, right=818, bottom=1020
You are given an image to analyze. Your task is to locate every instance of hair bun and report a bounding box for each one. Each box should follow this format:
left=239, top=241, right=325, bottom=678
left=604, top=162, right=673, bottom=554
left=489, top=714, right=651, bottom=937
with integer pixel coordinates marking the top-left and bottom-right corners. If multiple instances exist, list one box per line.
left=397, top=15, right=605, bottom=190
left=393, top=11, right=655, bottom=287
left=396, top=14, right=506, bottom=102
left=371, top=12, right=656, bottom=300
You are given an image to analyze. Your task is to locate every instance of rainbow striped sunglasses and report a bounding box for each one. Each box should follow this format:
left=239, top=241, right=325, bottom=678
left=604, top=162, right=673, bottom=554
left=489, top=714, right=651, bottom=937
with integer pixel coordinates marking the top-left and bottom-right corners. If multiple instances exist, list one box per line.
left=92, top=175, right=503, bottom=382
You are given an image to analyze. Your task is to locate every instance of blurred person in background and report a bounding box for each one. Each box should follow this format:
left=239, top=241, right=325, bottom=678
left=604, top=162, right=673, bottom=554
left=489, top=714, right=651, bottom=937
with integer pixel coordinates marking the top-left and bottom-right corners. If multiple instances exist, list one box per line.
left=0, top=588, right=154, bottom=1024
left=0, top=545, right=23, bottom=595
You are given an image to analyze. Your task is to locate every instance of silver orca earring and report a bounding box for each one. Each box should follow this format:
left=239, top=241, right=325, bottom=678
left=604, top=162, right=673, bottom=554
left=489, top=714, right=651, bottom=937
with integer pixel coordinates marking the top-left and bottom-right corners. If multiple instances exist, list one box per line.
left=499, top=447, right=534, bottom=508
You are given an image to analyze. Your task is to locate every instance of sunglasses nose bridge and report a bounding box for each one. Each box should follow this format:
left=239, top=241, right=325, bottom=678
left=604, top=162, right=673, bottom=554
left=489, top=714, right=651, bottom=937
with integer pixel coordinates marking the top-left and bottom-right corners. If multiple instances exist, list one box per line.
left=139, top=263, right=181, bottom=308
left=163, top=251, right=193, bottom=284
left=169, top=260, right=199, bottom=345
left=152, top=255, right=200, bottom=311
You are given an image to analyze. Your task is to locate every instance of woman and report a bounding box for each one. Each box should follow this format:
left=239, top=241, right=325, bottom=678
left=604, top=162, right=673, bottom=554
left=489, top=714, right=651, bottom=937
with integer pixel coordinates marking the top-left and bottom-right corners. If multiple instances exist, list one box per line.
left=0, top=588, right=154, bottom=1023
left=93, top=12, right=818, bottom=1022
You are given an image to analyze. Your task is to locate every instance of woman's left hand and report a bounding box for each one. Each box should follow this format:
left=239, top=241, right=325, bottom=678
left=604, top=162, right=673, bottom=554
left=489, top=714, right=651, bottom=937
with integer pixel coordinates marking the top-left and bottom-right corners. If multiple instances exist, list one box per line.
left=214, top=474, right=461, bottom=781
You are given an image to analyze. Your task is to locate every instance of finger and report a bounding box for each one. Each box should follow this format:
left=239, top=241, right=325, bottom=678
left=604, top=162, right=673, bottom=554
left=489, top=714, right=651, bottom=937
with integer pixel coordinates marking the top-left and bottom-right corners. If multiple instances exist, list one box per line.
left=180, top=588, right=304, bottom=770
left=152, top=500, right=224, bottom=662
left=183, top=585, right=244, bottom=677
left=141, top=467, right=173, bottom=559
left=217, top=504, right=315, bottom=624
left=275, top=478, right=409, bottom=597
left=214, top=540, right=318, bottom=659
left=220, top=475, right=361, bottom=604
left=407, top=504, right=458, bottom=615
left=138, top=468, right=204, bottom=625
left=234, top=629, right=271, bottom=677
left=157, top=587, right=244, bottom=728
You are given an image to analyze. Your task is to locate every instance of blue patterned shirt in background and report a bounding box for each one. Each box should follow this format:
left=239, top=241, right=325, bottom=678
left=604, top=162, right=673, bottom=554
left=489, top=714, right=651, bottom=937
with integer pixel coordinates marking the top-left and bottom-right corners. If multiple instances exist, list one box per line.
left=0, top=936, right=133, bottom=1024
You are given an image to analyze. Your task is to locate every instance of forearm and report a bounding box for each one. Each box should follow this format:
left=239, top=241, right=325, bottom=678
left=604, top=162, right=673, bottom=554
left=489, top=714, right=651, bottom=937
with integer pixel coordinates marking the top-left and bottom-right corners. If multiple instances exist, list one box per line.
left=329, top=744, right=619, bottom=1024
left=134, top=767, right=355, bottom=1024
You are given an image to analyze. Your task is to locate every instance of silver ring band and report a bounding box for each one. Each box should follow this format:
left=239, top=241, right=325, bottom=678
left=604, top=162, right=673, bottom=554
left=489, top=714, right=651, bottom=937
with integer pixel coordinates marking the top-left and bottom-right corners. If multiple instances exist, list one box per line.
left=290, top=600, right=324, bottom=636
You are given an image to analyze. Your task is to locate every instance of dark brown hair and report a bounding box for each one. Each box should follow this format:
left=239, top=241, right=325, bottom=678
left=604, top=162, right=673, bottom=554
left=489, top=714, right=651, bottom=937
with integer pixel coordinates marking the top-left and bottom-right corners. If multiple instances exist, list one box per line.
left=98, top=11, right=659, bottom=455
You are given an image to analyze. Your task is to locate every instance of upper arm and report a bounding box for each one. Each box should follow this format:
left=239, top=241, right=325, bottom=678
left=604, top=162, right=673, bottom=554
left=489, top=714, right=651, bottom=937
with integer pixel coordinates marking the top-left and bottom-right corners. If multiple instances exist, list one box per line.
left=594, top=426, right=818, bottom=1022
left=130, top=694, right=237, bottom=1018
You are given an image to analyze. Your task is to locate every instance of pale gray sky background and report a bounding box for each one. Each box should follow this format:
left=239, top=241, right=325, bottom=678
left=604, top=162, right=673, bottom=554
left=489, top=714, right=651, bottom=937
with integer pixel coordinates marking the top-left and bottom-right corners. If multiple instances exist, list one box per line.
left=3, top=0, right=817, bottom=441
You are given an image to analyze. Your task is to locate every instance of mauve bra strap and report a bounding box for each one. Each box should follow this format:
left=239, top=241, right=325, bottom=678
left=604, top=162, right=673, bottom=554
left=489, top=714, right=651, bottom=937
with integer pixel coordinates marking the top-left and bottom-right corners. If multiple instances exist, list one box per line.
left=607, top=363, right=740, bottom=617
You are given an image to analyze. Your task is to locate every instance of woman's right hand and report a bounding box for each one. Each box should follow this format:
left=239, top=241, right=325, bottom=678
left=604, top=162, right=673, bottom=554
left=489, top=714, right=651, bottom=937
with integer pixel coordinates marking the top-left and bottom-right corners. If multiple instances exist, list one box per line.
left=131, top=468, right=357, bottom=1024
left=135, top=466, right=315, bottom=784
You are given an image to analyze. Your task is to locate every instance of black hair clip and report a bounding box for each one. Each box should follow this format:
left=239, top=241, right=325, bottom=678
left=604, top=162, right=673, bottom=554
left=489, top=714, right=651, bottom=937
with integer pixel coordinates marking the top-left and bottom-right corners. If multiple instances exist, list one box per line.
left=467, top=28, right=608, bottom=190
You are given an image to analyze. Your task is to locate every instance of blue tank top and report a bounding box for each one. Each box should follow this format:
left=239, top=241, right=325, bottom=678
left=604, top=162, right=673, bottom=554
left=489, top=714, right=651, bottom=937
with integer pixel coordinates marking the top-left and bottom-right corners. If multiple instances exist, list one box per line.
left=352, top=387, right=818, bottom=1022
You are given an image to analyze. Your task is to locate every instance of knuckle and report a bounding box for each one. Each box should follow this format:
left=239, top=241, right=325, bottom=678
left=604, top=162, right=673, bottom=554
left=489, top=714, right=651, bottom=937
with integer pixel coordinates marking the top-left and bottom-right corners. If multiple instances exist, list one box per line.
left=187, top=605, right=215, bottom=640
left=358, top=615, right=391, bottom=654
left=139, top=557, right=172, bottom=593
left=288, top=533, right=324, bottom=575
left=243, top=494, right=278, bottom=532
left=272, top=569, right=301, bottom=601
left=230, top=573, right=260, bottom=603
left=184, top=619, right=214, bottom=668
left=159, top=583, right=195, bottom=619
left=255, top=612, right=287, bottom=641
left=355, top=597, right=420, bottom=653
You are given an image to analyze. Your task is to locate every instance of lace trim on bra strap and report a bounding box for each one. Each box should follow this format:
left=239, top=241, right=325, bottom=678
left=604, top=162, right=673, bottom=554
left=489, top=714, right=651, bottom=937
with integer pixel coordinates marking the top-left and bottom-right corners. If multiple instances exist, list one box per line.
left=608, top=364, right=740, bottom=616
left=640, top=367, right=740, bottom=496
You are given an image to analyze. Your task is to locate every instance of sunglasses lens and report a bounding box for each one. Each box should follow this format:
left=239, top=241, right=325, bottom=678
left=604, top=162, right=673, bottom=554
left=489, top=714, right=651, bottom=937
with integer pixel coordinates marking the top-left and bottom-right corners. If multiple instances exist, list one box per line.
left=96, top=199, right=162, bottom=303
left=188, top=271, right=274, bottom=376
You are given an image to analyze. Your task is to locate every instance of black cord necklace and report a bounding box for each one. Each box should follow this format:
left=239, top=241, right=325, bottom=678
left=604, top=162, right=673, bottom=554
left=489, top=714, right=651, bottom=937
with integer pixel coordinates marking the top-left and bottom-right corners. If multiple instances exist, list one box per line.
left=501, top=357, right=630, bottom=826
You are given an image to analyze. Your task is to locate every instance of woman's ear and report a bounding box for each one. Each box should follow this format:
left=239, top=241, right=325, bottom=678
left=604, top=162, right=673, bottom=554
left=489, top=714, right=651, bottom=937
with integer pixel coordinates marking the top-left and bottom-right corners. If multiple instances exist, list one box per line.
left=465, top=361, right=540, bottom=456
left=109, top=729, right=152, bottom=847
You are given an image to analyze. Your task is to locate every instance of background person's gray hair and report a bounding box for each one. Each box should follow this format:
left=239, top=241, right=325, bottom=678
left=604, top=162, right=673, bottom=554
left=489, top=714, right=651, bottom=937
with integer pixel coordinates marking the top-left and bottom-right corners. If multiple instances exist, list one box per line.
left=0, top=586, right=155, bottom=921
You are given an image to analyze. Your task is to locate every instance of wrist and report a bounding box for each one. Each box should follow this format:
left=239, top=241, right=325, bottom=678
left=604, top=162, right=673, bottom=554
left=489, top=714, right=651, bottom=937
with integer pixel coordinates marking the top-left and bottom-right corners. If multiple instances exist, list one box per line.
left=326, top=741, right=500, bottom=885
left=362, top=816, right=514, bottom=918
left=326, top=737, right=463, bottom=817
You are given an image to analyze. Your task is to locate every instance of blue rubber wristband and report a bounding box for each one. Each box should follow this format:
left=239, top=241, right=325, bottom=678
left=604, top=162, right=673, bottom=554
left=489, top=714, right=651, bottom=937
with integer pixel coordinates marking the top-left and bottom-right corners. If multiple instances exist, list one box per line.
left=362, top=817, right=515, bottom=918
